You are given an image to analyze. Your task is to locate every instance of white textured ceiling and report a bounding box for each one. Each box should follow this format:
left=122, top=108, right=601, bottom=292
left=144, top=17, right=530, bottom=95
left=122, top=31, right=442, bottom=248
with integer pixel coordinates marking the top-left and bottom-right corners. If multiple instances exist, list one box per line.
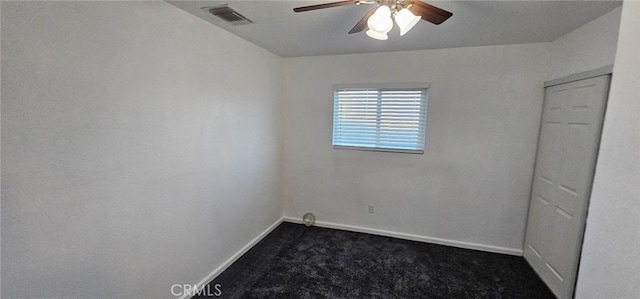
left=167, top=0, right=621, bottom=57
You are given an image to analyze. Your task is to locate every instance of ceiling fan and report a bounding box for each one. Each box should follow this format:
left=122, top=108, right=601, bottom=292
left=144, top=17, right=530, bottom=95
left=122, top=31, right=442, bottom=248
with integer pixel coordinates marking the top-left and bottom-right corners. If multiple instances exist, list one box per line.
left=293, top=0, right=453, bottom=40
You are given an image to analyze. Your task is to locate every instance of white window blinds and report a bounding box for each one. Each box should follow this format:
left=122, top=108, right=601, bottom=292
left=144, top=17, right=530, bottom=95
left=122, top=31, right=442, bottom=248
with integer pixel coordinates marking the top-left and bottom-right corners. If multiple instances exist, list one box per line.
left=332, top=85, right=428, bottom=153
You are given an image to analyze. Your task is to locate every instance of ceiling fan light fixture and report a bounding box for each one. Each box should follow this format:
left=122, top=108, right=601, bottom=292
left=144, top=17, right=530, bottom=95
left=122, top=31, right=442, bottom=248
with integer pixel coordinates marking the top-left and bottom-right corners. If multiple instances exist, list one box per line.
left=395, top=8, right=421, bottom=36
left=293, top=0, right=453, bottom=40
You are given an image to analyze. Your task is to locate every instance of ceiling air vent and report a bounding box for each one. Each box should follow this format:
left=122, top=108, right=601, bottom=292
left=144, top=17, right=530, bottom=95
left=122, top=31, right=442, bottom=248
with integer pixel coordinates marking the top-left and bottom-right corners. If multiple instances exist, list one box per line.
left=202, top=5, right=254, bottom=25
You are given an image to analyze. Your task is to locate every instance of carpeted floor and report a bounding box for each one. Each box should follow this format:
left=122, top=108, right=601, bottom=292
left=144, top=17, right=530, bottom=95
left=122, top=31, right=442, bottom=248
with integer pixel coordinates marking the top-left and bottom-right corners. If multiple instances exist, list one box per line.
left=195, top=222, right=555, bottom=299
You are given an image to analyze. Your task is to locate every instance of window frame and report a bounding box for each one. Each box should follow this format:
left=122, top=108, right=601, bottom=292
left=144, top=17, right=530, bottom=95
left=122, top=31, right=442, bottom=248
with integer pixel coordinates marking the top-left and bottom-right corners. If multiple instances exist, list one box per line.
left=332, top=82, right=429, bottom=154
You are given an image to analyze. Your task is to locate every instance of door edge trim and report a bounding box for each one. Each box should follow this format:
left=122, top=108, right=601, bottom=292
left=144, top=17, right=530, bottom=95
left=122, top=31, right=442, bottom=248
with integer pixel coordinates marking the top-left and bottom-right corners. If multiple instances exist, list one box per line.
left=544, top=65, right=613, bottom=88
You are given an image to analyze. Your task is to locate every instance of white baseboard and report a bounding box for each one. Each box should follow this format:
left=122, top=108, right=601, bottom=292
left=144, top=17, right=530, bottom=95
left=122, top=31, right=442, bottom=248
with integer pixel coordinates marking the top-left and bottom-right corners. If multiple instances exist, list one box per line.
left=180, top=217, right=284, bottom=299
left=282, top=216, right=523, bottom=256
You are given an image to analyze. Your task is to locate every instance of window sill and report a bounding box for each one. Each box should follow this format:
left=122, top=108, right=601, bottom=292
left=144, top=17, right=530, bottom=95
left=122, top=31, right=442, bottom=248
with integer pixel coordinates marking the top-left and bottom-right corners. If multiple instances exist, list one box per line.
left=332, top=145, right=424, bottom=155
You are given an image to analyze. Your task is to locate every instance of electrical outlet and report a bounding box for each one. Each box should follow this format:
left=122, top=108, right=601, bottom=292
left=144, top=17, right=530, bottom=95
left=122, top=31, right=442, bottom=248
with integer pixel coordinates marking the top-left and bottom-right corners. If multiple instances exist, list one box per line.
left=368, top=205, right=374, bottom=215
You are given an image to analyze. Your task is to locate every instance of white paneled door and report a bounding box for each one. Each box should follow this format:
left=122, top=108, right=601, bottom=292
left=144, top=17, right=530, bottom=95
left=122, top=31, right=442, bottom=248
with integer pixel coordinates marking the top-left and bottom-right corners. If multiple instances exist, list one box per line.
left=524, top=75, right=610, bottom=299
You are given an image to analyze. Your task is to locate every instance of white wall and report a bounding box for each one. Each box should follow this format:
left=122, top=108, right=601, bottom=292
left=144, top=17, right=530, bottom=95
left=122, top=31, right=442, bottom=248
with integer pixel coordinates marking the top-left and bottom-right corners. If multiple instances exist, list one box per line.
left=575, top=2, right=640, bottom=298
left=0, top=2, right=3, bottom=295
left=547, top=7, right=621, bottom=80
left=0, top=1, right=281, bottom=298
left=281, top=44, right=548, bottom=253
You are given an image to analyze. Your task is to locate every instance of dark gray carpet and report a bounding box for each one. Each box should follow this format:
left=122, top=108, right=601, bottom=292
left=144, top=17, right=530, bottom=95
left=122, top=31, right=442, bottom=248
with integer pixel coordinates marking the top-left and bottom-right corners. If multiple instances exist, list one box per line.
left=195, top=222, right=554, bottom=299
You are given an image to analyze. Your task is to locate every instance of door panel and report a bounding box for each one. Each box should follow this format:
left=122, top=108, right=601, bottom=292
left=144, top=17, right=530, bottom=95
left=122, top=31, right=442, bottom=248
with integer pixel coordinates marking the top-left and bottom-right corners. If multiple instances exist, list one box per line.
left=524, top=75, right=610, bottom=299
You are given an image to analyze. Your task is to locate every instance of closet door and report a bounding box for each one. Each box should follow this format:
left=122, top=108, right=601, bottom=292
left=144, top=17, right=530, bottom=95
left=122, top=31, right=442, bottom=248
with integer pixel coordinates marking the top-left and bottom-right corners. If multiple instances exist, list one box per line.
left=524, top=75, right=610, bottom=299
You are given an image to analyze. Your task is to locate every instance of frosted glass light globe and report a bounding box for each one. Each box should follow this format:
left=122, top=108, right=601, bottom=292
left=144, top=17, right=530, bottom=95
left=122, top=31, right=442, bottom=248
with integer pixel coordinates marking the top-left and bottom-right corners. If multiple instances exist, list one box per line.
left=395, top=8, right=421, bottom=36
left=366, top=29, right=389, bottom=40
left=367, top=6, right=393, bottom=35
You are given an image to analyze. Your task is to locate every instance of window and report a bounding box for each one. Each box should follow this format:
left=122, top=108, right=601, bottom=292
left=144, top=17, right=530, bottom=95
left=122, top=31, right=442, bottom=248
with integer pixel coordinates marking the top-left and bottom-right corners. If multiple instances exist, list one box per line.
left=332, top=83, right=428, bottom=154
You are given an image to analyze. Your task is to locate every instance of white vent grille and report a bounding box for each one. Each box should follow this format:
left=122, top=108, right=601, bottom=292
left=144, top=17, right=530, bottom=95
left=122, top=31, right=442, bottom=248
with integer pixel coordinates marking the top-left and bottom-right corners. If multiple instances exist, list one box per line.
left=202, top=5, right=254, bottom=25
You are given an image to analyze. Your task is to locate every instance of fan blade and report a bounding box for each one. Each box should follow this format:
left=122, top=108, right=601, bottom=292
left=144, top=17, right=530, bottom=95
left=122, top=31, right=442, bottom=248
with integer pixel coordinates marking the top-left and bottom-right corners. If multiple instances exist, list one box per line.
left=293, top=0, right=359, bottom=12
left=348, top=7, right=378, bottom=34
left=408, top=1, right=452, bottom=25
